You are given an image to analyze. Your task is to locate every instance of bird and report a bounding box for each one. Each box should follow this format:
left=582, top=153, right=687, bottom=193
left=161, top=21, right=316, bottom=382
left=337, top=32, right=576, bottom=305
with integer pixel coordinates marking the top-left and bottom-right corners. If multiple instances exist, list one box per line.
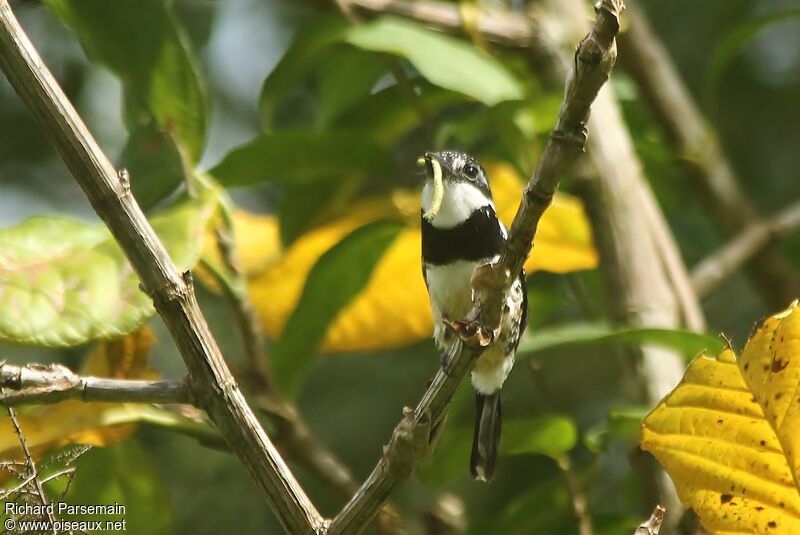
left=419, top=150, right=528, bottom=482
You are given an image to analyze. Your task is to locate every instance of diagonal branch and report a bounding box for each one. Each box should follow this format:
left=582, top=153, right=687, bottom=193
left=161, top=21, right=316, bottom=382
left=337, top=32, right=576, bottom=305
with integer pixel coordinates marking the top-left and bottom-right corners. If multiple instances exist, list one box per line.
left=618, top=2, right=800, bottom=308
left=0, top=361, right=189, bottom=407
left=691, top=200, right=800, bottom=297
left=0, top=2, right=325, bottom=533
left=327, top=2, right=625, bottom=533
left=205, top=198, right=405, bottom=533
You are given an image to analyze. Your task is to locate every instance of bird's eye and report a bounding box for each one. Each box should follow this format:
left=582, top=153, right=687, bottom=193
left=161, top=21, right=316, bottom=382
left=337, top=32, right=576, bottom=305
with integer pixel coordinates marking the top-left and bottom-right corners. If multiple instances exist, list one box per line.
left=463, top=164, right=479, bottom=180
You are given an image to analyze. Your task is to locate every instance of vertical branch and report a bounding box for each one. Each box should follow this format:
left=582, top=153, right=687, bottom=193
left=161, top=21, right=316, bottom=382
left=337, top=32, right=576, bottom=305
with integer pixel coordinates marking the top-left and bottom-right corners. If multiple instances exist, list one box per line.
left=327, top=2, right=624, bottom=533
left=618, top=2, right=800, bottom=308
left=0, top=3, right=325, bottom=533
left=541, top=0, right=697, bottom=525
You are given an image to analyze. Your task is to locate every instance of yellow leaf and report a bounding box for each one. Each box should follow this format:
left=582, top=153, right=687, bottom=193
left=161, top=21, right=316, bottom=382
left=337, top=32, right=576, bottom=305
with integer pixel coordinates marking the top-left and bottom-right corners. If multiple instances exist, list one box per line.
left=641, top=301, right=800, bottom=534
left=490, top=163, right=598, bottom=274
left=740, top=300, right=800, bottom=486
left=0, top=328, right=157, bottom=462
left=221, top=162, right=597, bottom=352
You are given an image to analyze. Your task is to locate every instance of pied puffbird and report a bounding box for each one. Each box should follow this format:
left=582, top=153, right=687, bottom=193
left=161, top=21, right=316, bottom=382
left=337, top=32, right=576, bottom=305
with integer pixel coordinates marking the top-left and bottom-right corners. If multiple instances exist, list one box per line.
left=420, top=151, right=527, bottom=481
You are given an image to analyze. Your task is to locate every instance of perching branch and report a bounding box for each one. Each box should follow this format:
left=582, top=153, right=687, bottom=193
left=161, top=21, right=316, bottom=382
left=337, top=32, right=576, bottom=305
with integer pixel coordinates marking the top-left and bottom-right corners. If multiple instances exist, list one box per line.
left=618, top=2, right=800, bottom=308
left=0, top=362, right=189, bottom=407
left=326, top=3, right=624, bottom=533
left=691, top=200, right=800, bottom=298
left=0, top=3, right=324, bottom=533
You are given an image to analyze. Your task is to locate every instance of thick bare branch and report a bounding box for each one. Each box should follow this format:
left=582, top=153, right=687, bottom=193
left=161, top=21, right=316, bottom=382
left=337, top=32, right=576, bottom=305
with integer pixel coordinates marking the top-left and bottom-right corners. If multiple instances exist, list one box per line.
left=0, top=3, right=325, bottom=533
left=327, top=3, right=624, bottom=533
left=692, top=200, right=800, bottom=297
left=618, top=2, right=800, bottom=308
left=0, top=362, right=189, bottom=407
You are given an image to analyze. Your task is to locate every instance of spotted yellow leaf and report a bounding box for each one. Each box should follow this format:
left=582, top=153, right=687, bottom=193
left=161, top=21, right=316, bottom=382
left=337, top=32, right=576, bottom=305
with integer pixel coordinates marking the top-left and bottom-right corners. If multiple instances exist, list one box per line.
left=206, top=162, right=597, bottom=352
left=641, top=301, right=800, bottom=534
left=0, top=328, right=157, bottom=463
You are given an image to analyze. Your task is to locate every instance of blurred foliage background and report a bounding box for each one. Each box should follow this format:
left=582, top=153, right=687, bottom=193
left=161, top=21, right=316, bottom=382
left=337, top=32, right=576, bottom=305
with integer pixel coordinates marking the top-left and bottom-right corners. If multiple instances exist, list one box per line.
left=1, top=0, right=799, bottom=533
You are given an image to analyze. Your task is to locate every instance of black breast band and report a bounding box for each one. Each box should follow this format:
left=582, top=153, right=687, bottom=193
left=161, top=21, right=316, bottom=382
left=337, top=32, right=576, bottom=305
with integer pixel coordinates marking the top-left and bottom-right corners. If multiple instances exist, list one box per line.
left=421, top=206, right=505, bottom=265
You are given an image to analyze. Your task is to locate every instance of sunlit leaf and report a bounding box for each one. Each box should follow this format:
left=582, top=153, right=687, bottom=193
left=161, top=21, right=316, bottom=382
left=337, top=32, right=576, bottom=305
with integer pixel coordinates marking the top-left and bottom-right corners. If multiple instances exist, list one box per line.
left=0, top=329, right=157, bottom=461
left=223, top=162, right=596, bottom=352
left=210, top=130, right=393, bottom=188
left=641, top=301, right=800, bottom=534
left=518, top=322, right=724, bottom=358
left=272, top=220, right=405, bottom=395
left=46, top=0, right=207, bottom=161
left=344, top=16, right=523, bottom=106
left=0, top=193, right=217, bottom=346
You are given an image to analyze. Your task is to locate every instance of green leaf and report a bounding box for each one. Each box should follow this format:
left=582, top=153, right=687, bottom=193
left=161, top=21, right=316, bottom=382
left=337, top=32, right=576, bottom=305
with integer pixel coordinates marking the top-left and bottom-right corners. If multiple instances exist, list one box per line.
left=316, top=47, right=386, bottom=127
left=338, top=82, right=463, bottom=144
left=272, top=220, right=404, bottom=396
left=120, top=120, right=186, bottom=209
left=418, top=414, right=575, bottom=488
left=501, top=416, right=577, bottom=458
left=705, top=8, right=800, bottom=106
left=209, top=130, right=393, bottom=188
left=46, top=0, right=207, bottom=160
left=55, top=441, right=174, bottom=534
left=344, top=16, right=523, bottom=106
left=259, top=16, right=348, bottom=127
left=585, top=405, right=649, bottom=453
left=481, top=477, right=572, bottom=535
left=0, top=193, right=217, bottom=346
left=518, top=322, right=724, bottom=357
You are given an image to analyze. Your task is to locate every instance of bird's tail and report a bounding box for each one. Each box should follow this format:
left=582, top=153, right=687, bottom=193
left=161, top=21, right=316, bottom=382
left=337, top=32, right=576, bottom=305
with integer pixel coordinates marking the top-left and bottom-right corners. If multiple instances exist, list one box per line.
left=470, top=392, right=502, bottom=482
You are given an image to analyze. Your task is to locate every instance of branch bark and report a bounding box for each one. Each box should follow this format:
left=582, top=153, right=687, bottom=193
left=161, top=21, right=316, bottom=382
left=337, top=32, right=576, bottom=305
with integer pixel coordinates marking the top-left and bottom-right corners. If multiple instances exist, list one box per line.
left=634, top=505, right=665, bottom=535
left=0, top=3, right=325, bottom=533
left=0, top=362, right=188, bottom=407
left=206, top=200, right=404, bottom=532
left=691, top=200, right=800, bottom=297
left=327, top=3, right=624, bottom=532
left=618, top=2, right=800, bottom=308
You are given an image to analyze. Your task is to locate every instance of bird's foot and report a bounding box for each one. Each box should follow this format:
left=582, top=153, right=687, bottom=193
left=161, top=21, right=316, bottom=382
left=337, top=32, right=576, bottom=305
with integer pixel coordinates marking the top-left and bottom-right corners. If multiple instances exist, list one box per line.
left=445, top=318, right=494, bottom=348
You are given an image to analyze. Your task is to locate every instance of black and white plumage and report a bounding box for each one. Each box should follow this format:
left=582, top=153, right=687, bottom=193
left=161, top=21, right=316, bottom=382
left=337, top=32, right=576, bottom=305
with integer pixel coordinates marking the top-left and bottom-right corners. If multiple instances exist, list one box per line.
left=420, top=151, right=528, bottom=482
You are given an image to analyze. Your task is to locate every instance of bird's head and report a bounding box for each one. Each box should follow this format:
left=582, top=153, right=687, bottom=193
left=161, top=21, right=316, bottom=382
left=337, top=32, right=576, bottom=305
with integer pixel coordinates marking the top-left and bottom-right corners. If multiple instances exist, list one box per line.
left=419, top=151, right=494, bottom=228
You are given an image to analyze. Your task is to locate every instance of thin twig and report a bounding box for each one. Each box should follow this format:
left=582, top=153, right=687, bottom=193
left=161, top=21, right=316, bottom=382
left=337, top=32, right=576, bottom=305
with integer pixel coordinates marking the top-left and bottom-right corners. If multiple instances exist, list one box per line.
left=327, top=3, right=624, bottom=533
left=634, top=505, right=665, bottom=535
left=0, top=3, right=325, bottom=532
left=618, top=2, right=800, bottom=308
left=558, top=456, right=594, bottom=535
left=6, top=405, right=57, bottom=534
left=0, top=361, right=189, bottom=406
left=691, top=200, right=800, bottom=297
left=205, top=195, right=405, bottom=532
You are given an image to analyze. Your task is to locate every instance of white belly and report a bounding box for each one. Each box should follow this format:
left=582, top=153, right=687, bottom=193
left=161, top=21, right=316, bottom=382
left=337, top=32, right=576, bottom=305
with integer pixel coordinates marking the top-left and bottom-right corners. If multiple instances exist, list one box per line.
left=425, top=260, right=478, bottom=327
left=426, top=260, right=524, bottom=394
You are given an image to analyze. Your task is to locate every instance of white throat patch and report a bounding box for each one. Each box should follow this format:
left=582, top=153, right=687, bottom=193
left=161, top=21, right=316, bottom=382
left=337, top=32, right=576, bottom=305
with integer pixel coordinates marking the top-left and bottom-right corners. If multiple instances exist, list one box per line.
left=422, top=181, right=493, bottom=228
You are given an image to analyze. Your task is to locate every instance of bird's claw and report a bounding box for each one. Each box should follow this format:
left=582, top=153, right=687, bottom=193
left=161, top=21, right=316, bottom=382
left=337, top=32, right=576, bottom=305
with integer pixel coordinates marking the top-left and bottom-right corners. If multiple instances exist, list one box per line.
left=445, top=318, right=494, bottom=348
